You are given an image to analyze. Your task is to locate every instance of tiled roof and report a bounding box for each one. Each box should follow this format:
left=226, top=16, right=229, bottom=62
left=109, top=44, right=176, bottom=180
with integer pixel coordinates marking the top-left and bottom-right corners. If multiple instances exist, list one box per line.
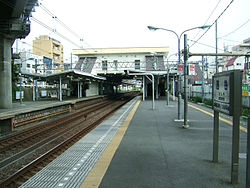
left=226, top=57, right=237, bottom=67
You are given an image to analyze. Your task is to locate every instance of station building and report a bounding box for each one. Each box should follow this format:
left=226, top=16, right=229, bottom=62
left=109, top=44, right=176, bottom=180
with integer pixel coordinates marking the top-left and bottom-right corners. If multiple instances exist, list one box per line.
left=72, top=47, right=169, bottom=74
left=72, top=47, right=171, bottom=97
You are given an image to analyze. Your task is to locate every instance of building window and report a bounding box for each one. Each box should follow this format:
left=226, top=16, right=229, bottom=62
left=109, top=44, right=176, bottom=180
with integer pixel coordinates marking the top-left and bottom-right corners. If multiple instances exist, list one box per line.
left=102, top=60, right=107, bottom=70
left=32, top=65, right=35, bottom=69
left=135, top=60, right=140, bottom=70
left=27, top=64, right=31, bottom=68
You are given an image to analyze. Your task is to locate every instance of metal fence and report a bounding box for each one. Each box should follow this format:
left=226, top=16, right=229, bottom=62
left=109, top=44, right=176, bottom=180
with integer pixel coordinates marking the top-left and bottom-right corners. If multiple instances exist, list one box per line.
left=189, top=85, right=250, bottom=108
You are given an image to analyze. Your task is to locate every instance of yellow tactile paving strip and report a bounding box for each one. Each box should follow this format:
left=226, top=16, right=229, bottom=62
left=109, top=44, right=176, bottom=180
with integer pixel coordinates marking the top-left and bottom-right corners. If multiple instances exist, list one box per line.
left=80, top=98, right=141, bottom=188
left=188, top=103, right=247, bottom=133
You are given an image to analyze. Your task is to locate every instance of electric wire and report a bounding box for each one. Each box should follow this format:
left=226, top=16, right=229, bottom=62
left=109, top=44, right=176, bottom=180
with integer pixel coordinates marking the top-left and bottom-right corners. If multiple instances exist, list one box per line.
left=188, top=39, right=225, bottom=51
left=189, top=0, right=234, bottom=49
left=30, top=17, right=82, bottom=48
left=39, top=3, right=81, bottom=39
left=38, top=2, right=90, bottom=48
left=193, top=0, right=222, bottom=40
left=219, top=19, right=250, bottom=38
left=219, top=38, right=241, bottom=43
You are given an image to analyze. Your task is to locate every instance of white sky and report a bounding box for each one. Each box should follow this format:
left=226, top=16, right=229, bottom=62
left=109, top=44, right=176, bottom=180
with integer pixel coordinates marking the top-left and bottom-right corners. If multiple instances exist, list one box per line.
left=18, top=0, right=250, bottom=62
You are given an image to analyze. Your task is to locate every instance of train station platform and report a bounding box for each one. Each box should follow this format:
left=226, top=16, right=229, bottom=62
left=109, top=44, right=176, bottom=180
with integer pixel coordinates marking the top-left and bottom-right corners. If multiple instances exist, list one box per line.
left=20, top=97, right=247, bottom=188
left=0, top=95, right=104, bottom=135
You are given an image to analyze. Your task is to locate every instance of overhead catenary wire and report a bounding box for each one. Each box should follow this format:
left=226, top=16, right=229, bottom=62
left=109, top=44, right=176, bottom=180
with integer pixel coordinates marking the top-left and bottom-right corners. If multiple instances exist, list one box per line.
left=30, top=17, right=82, bottom=48
left=188, top=39, right=225, bottom=51
left=38, top=2, right=91, bottom=48
left=219, top=19, right=250, bottom=39
left=39, top=3, right=82, bottom=39
left=193, top=0, right=222, bottom=40
left=189, top=0, right=234, bottom=49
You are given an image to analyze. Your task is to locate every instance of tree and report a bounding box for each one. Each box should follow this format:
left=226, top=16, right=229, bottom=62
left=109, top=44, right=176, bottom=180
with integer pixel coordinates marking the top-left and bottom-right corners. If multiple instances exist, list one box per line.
left=12, top=60, right=19, bottom=101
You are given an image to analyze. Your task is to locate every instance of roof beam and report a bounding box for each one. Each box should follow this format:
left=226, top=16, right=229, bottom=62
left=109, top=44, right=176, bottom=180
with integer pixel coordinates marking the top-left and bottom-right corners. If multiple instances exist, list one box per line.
left=189, top=52, right=250, bottom=57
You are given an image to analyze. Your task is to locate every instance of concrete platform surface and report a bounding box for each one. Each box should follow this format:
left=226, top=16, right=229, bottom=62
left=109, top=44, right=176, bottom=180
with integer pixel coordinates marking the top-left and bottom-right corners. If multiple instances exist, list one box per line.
left=13, top=97, right=248, bottom=188
left=0, top=95, right=103, bottom=118
left=99, top=99, right=247, bottom=188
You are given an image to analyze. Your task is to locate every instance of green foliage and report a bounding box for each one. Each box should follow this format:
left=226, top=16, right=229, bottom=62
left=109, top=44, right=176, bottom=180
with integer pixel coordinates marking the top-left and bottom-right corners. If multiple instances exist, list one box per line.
left=12, top=60, right=19, bottom=101
left=190, top=96, right=250, bottom=117
left=190, top=96, right=202, bottom=103
left=242, top=107, right=250, bottom=117
left=204, top=99, right=213, bottom=106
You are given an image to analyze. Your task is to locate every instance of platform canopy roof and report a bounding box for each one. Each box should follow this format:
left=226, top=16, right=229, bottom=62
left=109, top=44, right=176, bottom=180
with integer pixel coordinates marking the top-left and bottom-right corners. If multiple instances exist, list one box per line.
left=20, top=70, right=106, bottom=82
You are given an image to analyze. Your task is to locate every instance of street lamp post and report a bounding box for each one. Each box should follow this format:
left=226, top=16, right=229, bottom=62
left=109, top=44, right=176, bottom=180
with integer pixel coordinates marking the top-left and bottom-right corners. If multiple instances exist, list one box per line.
left=148, top=25, right=210, bottom=121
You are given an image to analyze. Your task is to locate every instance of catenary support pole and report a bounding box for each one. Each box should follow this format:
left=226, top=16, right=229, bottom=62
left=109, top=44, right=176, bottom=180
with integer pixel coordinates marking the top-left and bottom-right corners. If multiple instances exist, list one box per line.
left=35, top=80, right=38, bottom=101
left=172, top=76, right=175, bottom=101
left=59, top=76, right=62, bottom=101
left=77, top=81, right=80, bottom=98
left=166, top=70, right=169, bottom=105
left=177, top=38, right=182, bottom=119
left=80, top=82, right=82, bottom=98
left=143, top=76, right=145, bottom=101
left=213, top=20, right=219, bottom=163
left=20, top=76, right=22, bottom=104
left=156, top=76, right=159, bottom=99
left=33, top=81, right=35, bottom=101
left=183, top=34, right=189, bottom=128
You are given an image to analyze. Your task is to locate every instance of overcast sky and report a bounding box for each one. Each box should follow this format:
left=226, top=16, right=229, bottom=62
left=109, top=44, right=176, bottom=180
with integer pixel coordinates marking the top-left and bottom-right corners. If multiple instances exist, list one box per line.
left=18, top=0, right=250, bottom=62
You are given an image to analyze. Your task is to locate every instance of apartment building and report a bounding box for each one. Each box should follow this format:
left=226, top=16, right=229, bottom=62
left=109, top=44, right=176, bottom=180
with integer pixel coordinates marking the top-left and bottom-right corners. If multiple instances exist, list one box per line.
left=33, top=35, right=64, bottom=72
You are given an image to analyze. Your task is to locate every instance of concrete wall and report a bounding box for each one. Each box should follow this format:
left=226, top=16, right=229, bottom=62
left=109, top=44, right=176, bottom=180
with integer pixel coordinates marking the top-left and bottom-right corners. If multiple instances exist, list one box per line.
left=91, top=53, right=148, bottom=74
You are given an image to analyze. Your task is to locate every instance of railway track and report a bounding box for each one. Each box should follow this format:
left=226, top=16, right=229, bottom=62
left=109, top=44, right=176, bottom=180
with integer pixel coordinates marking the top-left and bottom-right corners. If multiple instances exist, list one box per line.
left=0, top=95, right=135, bottom=187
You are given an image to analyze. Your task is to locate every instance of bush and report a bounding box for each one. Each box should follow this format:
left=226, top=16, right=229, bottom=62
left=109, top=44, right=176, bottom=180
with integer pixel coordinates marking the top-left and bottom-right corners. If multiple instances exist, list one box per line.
left=204, top=99, right=213, bottom=106
left=190, top=96, right=202, bottom=103
left=242, top=107, right=250, bottom=117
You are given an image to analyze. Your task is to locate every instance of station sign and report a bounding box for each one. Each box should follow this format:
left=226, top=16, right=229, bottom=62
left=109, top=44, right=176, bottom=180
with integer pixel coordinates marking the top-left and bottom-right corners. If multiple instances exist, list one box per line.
left=247, top=75, right=250, bottom=83
left=177, top=64, right=183, bottom=74
left=242, top=84, right=250, bottom=96
left=212, top=70, right=242, bottom=184
left=188, top=64, right=195, bottom=75
left=212, top=70, right=242, bottom=116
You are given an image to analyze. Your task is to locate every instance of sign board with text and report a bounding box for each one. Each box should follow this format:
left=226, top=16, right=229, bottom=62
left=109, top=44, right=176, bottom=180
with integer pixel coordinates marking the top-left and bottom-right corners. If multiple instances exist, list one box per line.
left=212, top=70, right=242, bottom=116
left=177, top=64, right=183, bottom=74
left=212, top=70, right=242, bottom=184
left=242, top=84, right=248, bottom=96
left=188, top=64, right=195, bottom=75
